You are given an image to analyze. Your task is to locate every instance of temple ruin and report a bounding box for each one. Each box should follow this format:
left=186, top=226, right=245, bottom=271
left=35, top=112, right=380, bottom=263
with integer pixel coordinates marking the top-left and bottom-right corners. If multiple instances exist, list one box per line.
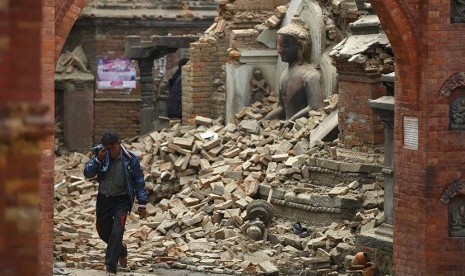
left=2, top=0, right=465, bottom=275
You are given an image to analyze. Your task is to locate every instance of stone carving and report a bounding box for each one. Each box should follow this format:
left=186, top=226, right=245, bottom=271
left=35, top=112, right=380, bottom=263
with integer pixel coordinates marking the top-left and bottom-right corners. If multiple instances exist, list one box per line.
left=440, top=180, right=465, bottom=237
left=250, top=68, right=270, bottom=104
left=440, top=179, right=465, bottom=205
left=450, top=202, right=465, bottom=237
left=450, top=97, right=465, bottom=130
left=452, top=0, right=465, bottom=23
left=439, top=72, right=465, bottom=97
left=264, top=16, right=324, bottom=121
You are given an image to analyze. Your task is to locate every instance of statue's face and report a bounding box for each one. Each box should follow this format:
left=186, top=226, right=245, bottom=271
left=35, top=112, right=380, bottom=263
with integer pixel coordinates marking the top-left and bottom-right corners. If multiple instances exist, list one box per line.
left=277, top=34, right=299, bottom=63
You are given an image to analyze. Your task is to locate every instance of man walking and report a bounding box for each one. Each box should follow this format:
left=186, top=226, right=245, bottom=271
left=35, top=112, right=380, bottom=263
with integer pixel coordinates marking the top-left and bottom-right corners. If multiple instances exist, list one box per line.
left=84, top=131, right=148, bottom=275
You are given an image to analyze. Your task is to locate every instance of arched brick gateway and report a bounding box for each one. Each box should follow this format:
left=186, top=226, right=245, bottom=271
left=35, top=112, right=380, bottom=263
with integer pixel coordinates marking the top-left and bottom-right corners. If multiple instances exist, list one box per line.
left=372, top=0, right=465, bottom=273
left=1, top=0, right=465, bottom=275
left=55, top=0, right=90, bottom=59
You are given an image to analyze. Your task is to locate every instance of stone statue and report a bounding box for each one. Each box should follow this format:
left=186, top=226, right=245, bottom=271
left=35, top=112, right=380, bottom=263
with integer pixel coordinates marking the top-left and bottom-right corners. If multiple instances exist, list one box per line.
left=455, top=0, right=465, bottom=18
left=450, top=204, right=465, bottom=236
left=264, top=16, right=324, bottom=121
left=250, top=68, right=270, bottom=104
left=450, top=97, right=465, bottom=129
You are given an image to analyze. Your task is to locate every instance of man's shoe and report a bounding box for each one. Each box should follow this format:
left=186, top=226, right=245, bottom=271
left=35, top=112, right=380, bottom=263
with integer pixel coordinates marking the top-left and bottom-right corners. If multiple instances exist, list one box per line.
left=106, top=268, right=116, bottom=276
left=291, top=222, right=302, bottom=235
left=299, top=227, right=310, bottom=238
left=118, top=243, right=128, bottom=268
left=118, top=255, right=127, bottom=268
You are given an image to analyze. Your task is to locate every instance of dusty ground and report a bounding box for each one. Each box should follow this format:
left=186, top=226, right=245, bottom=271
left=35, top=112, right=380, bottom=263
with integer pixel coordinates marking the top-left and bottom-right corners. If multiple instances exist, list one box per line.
left=56, top=268, right=228, bottom=276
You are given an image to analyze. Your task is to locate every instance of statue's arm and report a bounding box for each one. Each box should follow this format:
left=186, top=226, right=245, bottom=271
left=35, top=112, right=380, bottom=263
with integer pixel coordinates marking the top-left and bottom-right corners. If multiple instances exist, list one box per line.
left=265, top=73, right=285, bottom=120
left=289, top=106, right=310, bottom=122
left=264, top=106, right=284, bottom=120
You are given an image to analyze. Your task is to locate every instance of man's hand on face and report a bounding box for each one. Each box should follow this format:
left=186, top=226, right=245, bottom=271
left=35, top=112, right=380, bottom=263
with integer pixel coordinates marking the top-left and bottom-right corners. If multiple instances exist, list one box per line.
left=138, top=207, right=147, bottom=219
left=97, top=148, right=107, bottom=162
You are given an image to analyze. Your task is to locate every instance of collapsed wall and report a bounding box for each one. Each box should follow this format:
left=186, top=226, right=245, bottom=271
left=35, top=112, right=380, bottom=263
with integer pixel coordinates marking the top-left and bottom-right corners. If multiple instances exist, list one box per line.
left=183, top=0, right=289, bottom=124
left=184, top=0, right=395, bottom=152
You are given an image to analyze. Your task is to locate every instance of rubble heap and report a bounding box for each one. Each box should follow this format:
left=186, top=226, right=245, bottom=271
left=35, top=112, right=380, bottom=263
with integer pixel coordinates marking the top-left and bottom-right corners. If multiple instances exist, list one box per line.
left=54, top=100, right=385, bottom=275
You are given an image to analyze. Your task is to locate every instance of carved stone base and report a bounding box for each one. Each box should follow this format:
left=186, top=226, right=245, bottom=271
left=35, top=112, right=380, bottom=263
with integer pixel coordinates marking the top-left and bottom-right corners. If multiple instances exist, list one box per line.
left=357, top=223, right=392, bottom=251
left=257, top=185, right=363, bottom=226
left=356, top=223, right=393, bottom=275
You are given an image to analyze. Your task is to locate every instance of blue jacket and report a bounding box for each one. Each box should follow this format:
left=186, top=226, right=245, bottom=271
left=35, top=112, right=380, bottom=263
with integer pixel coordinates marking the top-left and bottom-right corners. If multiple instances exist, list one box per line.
left=83, top=145, right=148, bottom=210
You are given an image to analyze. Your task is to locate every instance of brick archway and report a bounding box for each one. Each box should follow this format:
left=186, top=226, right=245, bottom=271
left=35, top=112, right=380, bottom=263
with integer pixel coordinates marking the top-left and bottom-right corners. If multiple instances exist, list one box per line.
left=55, top=0, right=90, bottom=58
left=370, top=0, right=419, bottom=105
left=47, top=0, right=419, bottom=275
left=344, top=1, right=423, bottom=272
left=28, top=0, right=464, bottom=275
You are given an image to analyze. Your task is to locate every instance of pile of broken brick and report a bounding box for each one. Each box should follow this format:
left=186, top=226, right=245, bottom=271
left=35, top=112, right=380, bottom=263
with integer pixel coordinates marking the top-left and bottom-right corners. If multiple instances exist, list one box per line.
left=54, top=98, right=384, bottom=275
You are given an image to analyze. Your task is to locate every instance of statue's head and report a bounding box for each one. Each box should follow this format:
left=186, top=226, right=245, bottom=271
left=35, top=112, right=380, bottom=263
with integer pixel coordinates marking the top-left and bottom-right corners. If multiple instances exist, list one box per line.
left=277, top=16, right=311, bottom=65
left=253, top=68, right=263, bottom=79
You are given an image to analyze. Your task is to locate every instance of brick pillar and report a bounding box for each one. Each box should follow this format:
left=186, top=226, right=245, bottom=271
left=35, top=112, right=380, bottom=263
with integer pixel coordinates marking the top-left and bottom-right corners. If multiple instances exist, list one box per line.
left=62, top=81, right=95, bottom=152
left=0, top=1, right=55, bottom=275
left=184, top=26, right=230, bottom=124
left=0, top=104, right=53, bottom=276
left=41, top=1, right=57, bottom=274
left=138, top=58, right=155, bottom=133
left=334, top=60, right=386, bottom=149
left=183, top=39, right=218, bottom=124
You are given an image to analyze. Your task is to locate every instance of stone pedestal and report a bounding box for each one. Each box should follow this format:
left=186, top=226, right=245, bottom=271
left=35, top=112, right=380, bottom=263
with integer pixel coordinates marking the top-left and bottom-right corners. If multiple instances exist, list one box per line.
left=356, top=223, right=393, bottom=275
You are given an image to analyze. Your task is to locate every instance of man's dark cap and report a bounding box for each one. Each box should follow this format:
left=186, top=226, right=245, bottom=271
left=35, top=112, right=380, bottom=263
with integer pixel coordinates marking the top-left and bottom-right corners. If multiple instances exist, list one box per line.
left=101, top=130, right=119, bottom=146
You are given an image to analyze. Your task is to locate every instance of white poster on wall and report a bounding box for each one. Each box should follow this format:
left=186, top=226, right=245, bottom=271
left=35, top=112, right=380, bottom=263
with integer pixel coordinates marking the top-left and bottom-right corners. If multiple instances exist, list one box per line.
left=97, top=58, right=137, bottom=90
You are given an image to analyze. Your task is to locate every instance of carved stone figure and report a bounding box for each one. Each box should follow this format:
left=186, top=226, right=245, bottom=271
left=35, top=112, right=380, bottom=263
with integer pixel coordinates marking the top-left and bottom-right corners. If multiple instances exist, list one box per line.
left=450, top=204, right=465, bottom=237
left=250, top=68, right=270, bottom=104
left=450, top=97, right=465, bottom=129
left=264, top=16, right=324, bottom=121
left=440, top=72, right=465, bottom=97
left=453, top=0, right=465, bottom=19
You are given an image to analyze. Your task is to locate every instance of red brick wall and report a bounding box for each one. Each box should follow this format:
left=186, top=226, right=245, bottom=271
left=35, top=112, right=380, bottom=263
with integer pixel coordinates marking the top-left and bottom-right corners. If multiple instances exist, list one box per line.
left=230, top=29, right=268, bottom=50
left=55, top=0, right=89, bottom=58
left=0, top=0, right=462, bottom=276
left=370, top=0, right=465, bottom=274
left=336, top=67, right=386, bottom=149
left=41, top=0, right=57, bottom=275
left=63, top=19, right=209, bottom=141
left=184, top=37, right=229, bottom=123
left=0, top=1, right=49, bottom=275
left=184, top=1, right=286, bottom=123
left=94, top=98, right=141, bottom=140
left=61, top=21, right=144, bottom=142
left=415, top=23, right=465, bottom=276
